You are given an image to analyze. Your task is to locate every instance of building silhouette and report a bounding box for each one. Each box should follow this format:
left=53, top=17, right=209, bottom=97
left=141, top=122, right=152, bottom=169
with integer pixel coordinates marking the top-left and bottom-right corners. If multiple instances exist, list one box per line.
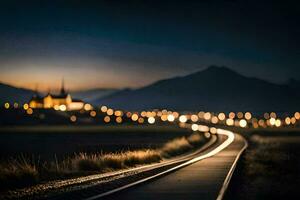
left=29, top=79, right=84, bottom=111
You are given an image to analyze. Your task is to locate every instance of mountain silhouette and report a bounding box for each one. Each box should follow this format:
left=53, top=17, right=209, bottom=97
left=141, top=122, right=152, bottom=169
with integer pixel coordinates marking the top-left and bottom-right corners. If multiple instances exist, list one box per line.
left=94, top=66, right=300, bottom=113
left=0, top=83, right=35, bottom=104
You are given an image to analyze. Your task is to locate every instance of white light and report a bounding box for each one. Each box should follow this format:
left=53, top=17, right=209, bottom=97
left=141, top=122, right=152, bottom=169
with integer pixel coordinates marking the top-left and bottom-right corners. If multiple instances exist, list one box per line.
left=239, top=119, right=247, bottom=128
left=148, top=117, right=155, bottom=124
left=191, top=124, right=199, bottom=131
left=179, top=115, right=188, bottom=123
left=167, top=114, right=175, bottom=122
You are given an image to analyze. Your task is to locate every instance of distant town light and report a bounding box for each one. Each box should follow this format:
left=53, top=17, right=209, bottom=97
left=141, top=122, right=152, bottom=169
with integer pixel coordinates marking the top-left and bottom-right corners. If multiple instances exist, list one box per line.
left=70, top=115, right=77, bottom=122
left=204, top=112, right=211, bottom=120
left=100, top=105, right=108, bottom=113
left=270, top=112, right=277, bottom=119
left=59, top=104, right=67, bottom=111
left=13, top=102, right=19, bottom=108
left=218, top=112, right=226, bottom=121
left=104, top=116, right=110, bottom=123
left=244, top=112, right=252, bottom=120
left=148, top=117, right=155, bottom=124
left=4, top=102, right=10, bottom=109
left=295, top=112, right=300, bottom=120
left=179, top=115, right=188, bottom=123
left=107, top=108, right=114, bottom=116
left=228, top=112, right=235, bottom=119
left=167, top=114, right=175, bottom=122
left=275, top=119, right=281, bottom=127
left=285, top=117, right=291, bottom=125
left=269, top=117, right=276, bottom=126
left=54, top=105, right=60, bottom=111
left=131, top=113, right=139, bottom=121
left=237, top=112, right=243, bottom=119
left=210, top=127, right=217, bottom=134
left=26, top=108, right=33, bottom=115
left=191, top=124, right=198, bottom=131
left=226, top=118, right=234, bottom=126
left=84, top=104, right=92, bottom=111
left=190, top=114, right=198, bottom=122
left=138, top=117, right=144, bottom=124
left=90, top=110, right=96, bottom=117
left=116, top=116, right=122, bottom=123
left=211, top=116, right=218, bottom=124
left=204, top=132, right=211, bottom=138
left=23, top=103, right=29, bottom=110
left=239, top=119, right=247, bottom=128
left=161, top=114, right=168, bottom=121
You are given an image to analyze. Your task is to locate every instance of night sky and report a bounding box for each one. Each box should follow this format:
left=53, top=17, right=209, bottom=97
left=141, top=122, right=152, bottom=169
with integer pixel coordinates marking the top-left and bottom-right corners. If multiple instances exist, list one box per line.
left=0, top=0, right=299, bottom=91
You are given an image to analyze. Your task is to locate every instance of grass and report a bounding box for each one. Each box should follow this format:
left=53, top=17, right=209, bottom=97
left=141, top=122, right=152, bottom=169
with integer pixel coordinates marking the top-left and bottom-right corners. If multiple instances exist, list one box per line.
left=0, top=132, right=207, bottom=191
left=225, top=134, right=300, bottom=200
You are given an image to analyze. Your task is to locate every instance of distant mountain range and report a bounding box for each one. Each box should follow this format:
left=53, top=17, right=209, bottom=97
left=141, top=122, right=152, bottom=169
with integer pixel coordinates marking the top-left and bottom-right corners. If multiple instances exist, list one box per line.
left=0, top=83, right=35, bottom=104
left=1, top=66, right=299, bottom=112
left=94, top=66, right=300, bottom=112
left=70, top=88, right=119, bottom=103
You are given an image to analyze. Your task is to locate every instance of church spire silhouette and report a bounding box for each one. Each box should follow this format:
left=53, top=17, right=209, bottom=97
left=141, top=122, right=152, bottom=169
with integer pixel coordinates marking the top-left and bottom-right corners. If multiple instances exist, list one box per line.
left=60, top=77, right=66, bottom=95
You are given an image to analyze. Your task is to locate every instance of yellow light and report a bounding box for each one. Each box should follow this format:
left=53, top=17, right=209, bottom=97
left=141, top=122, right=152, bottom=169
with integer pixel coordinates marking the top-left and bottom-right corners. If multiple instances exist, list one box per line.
left=269, top=117, right=276, bottom=126
left=161, top=114, right=168, bottom=121
left=90, top=111, right=96, bottom=117
left=54, top=105, right=60, bottom=111
left=226, top=118, right=234, bottom=126
left=198, top=125, right=209, bottom=132
left=191, top=124, right=199, bottom=131
left=59, top=105, right=67, bottom=111
left=100, top=106, right=108, bottom=112
left=70, top=115, right=77, bottom=122
left=204, top=112, right=211, bottom=120
left=218, top=113, right=226, bottom=121
left=148, top=117, right=155, bottom=124
left=179, top=115, right=187, bottom=123
left=116, top=116, right=122, bottom=123
left=239, top=119, right=247, bottom=128
left=104, top=116, right=110, bottom=123
left=167, top=114, right=175, bottom=122
left=291, top=117, right=296, bottom=124
left=131, top=113, right=139, bottom=121
left=26, top=108, right=33, bottom=115
left=114, top=110, right=123, bottom=117
left=285, top=117, right=291, bottom=125
left=275, top=119, right=281, bottom=127
left=244, top=112, right=252, bottom=120
left=204, top=132, right=211, bottom=138
left=23, top=103, right=29, bottom=110
left=84, top=104, right=92, bottom=111
left=295, top=112, right=300, bottom=120
left=191, top=114, right=198, bottom=122
left=141, top=111, right=147, bottom=117
left=107, top=108, right=114, bottom=116
left=4, top=102, right=10, bottom=109
left=198, top=111, right=205, bottom=118
left=210, top=127, right=217, bottom=134
left=211, top=116, right=219, bottom=124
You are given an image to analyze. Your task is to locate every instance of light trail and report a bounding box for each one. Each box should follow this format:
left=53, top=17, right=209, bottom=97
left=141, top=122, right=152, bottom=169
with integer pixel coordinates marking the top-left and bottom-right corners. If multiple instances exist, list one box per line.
left=84, top=125, right=235, bottom=200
